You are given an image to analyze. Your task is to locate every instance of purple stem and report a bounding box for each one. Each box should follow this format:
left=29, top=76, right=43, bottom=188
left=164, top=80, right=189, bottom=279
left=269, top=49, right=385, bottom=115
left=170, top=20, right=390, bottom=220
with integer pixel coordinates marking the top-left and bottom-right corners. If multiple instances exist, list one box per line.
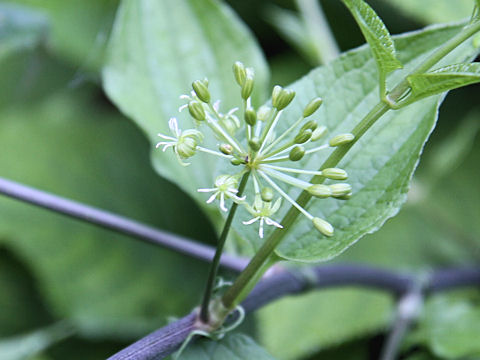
left=0, top=177, right=249, bottom=272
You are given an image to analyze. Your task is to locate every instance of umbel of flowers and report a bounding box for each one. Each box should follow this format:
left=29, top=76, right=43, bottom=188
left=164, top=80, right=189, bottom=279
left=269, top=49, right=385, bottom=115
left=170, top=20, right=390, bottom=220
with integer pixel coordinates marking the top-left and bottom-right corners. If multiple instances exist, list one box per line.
left=157, top=62, right=353, bottom=238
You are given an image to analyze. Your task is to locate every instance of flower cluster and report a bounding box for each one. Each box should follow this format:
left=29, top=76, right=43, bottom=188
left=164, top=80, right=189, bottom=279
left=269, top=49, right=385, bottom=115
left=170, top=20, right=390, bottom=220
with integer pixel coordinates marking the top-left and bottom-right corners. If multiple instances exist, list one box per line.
left=156, top=62, right=353, bottom=238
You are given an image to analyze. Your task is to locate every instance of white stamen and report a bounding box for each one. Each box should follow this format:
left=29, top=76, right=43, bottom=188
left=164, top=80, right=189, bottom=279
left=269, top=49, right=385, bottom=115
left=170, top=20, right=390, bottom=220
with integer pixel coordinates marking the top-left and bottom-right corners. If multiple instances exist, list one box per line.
left=197, top=188, right=217, bottom=192
left=220, top=193, right=227, bottom=212
left=259, top=218, right=264, bottom=238
left=206, top=194, right=217, bottom=204
left=243, top=217, right=260, bottom=225
left=265, top=218, right=283, bottom=228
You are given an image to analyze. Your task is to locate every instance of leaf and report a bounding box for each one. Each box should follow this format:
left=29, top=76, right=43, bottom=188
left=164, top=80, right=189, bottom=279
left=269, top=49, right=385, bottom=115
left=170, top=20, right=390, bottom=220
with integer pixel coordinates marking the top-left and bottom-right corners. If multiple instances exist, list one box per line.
left=234, top=23, right=479, bottom=261
left=419, top=293, right=480, bottom=359
left=0, top=92, right=215, bottom=337
left=0, top=248, right=52, bottom=337
left=341, top=0, right=402, bottom=82
left=384, top=0, right=473, bottom=24
left=0, top=3, right=48, bottom=60
left=181, top=333, right=276, bottom=360
left=5, top=0, right=119, bottom=70
left=0, top=322, right=73, bottom=360
left=407, top=63, right=480, bottom=102
left=257, top=288, right=392, bottom=360
left=341, top=119, right=480, bottom=268
left=103, top=0, right=269, bottom=207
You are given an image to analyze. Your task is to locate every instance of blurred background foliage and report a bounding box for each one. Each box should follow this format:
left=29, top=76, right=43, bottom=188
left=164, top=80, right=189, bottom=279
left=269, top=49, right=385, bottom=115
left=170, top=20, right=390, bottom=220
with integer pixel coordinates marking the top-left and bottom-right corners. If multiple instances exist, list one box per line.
left=0, top=0, right=478, bottom=359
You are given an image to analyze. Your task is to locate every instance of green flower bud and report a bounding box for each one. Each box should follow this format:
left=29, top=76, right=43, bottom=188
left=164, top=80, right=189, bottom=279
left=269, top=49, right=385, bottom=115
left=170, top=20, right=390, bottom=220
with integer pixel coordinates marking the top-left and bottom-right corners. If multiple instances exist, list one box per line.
left=307, top=184, right=332, bottom=198
left=231, top=158, right=243, bottom=166
left=176, top=129, right=203, bottom=159
left=272, top=85, right=295, bottom=110
left=245, top=107, right=257, bottom=126
left=311, top=125, right=328, bottom=141
left=312, top=217, right=334, bottom=237
left=233, top=61, right=246, bottom=86
left=336, top=193, right=352, bottom=200
left=188, top=100, right=206, bottom=121
left=303, top=97, right=323, bottom=117
left=289, top=145, right=305, bottom=161
left=300, top=120, right=318, bottom=133
left=241, top=68, right=255, bottom=100
left=248, top=137, right=261, bottom=152
left=322, top=168, right=348, bottom=180
left=329, top=133, right=355, bottom=147
left=330, top=183, right=352, bottom=197
left=257, top=105, right=272, bottom=122
left=176, top=137, right=197, bottom=158
left=294, top=129, right=313, bottom=144
left=261, top=187, right=274, bottom=202
left=219, top=143, right=233, bottom=155
left=192, top=79, right=210, bottom=103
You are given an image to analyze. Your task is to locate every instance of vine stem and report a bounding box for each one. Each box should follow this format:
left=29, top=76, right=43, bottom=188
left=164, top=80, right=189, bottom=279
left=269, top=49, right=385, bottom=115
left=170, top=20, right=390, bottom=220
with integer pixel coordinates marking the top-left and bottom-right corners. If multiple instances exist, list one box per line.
left=0, top=177, right=250, bottom=272
left=199, top=172, right=250, bottom=322
left=221, top=21, right=480, bottom=312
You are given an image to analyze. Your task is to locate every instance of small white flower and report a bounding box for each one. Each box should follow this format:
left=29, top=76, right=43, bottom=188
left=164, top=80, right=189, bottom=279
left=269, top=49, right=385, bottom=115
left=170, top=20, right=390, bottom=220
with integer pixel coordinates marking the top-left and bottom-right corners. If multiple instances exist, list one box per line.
left=198, top=175, right=246, bottom=212
left=243, top=196, right=283, bottom=238
left=156, top=118, right=203, bottom=166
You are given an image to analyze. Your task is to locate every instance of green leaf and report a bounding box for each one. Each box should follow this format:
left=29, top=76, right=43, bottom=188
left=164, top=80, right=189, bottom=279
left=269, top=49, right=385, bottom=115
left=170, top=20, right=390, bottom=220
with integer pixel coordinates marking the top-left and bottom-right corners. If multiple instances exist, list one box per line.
left=181, top=333, right=276, bottom=360
left=0, top=3, right=48, bottom=60
left=235, top=23, right=479, bottom=261
left=0, top=248, right=52, bottom=337
left=419, top=293, right=480, bottom=359
left=0, top=92, right=215, bottom=337
left=0, top=322, right=73, bottom=360
left=257, top=288, right=392, bottom=360
left=103, top=0, right=268, bottom=207
left=4, top=0, right=119, bottom=70
left=407, top=63, right=480, bottom=102
left=384, top=0, right=473, bottom=24
left=341, top=0, right=402, bottom=83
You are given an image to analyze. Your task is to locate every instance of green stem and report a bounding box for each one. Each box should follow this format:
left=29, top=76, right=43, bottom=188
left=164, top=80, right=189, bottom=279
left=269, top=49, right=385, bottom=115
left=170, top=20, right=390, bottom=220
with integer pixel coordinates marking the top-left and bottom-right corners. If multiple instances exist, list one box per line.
left=296, top=0, right=340, bottom=65
left=222, top=102, right=388, bottom=309
left=199, top=172, right=250, bottom=322
left=221, top=21, right=480, bottom=312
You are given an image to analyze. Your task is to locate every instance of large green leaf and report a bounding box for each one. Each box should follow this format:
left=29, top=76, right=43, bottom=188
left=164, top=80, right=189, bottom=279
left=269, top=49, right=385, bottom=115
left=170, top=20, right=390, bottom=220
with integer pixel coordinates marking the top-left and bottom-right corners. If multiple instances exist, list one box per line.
left=0, top=91, right=215, bottom=337
left=103, top=0, right=268, bottom=207
left=419, top=293, right=480, bottom=359
left=181, top=333, right=275, bottom=360
left=258, top=110, right=480, bottom=360
left=257, top=288, right=392, bottom=360
left=341, top=0, right=402, bottom=82
left=0, top=3, right=47, bottom=60
left=3, top=0, right=119, bottom=70
left=233, top=23, right=479, bottom=261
